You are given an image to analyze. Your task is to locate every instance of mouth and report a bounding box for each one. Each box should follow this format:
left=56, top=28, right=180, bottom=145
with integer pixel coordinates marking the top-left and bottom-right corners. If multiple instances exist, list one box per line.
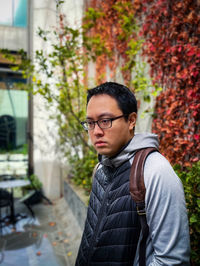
left=95, top=141, right=107, bottom=147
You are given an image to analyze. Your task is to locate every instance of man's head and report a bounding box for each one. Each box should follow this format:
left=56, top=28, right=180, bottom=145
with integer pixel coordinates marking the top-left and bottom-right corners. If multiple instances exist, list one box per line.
left=87, top=82, right=137, bottom=118
left=83, top=82, right=137, bottom=157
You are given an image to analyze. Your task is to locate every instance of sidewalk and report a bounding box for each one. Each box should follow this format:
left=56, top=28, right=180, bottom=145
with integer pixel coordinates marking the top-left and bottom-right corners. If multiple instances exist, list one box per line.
left=0, top=197, right=82, bottom=266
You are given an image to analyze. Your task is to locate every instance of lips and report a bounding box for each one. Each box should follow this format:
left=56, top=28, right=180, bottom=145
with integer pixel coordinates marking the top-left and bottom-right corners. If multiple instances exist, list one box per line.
left=95, top=141, right=107, bottom=147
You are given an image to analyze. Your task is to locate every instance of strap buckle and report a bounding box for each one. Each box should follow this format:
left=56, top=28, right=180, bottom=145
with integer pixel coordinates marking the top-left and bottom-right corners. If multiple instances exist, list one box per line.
left=136, top=203, right=146, bottom=216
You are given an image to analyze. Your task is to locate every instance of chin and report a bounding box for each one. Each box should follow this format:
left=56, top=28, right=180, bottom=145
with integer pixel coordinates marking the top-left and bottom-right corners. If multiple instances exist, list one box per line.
left=97, top=149, right=110, bottom=156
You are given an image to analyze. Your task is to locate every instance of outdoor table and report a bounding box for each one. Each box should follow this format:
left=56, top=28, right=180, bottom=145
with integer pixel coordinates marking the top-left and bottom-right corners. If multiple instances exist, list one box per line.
left=0, top=179, right=30, bottom=225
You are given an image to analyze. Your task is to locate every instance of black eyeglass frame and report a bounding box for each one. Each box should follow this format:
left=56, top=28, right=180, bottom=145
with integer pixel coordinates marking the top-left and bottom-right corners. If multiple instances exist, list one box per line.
left=81, top=114, right=128, bottom=131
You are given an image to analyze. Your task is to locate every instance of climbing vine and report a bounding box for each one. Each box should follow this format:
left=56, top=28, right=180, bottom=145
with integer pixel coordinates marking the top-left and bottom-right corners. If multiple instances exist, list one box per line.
left=83, top=0, right=142, bottom=86
left=137, top=0, right=200, bottom=167
left=85, top=0, right=200, bottom=168
left=83, top=0, right=161, bottom=123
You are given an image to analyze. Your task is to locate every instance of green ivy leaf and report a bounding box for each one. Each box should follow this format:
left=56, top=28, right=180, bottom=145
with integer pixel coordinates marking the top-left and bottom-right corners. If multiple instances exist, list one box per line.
left=197, top=198, right=200, bottom=208
left=190, top=214, right=197, bottom=224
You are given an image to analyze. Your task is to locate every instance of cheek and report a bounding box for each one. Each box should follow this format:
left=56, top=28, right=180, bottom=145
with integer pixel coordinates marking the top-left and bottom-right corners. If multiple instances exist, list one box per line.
left=88, top=132, right=96, bottom=144
left=106, top=129, right=123, bottom=147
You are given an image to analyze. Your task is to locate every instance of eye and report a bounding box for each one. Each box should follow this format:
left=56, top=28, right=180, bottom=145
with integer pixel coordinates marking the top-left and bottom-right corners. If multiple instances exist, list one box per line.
left=87, top=121, right=95, bottom=128
left=99, top=119, right=110, bottom=126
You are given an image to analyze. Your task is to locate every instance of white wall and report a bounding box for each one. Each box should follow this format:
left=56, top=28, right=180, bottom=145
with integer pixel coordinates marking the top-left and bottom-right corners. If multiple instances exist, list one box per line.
left=32, top=0, right=84, bottom=200
left=0, top=25, right=27, bottom=51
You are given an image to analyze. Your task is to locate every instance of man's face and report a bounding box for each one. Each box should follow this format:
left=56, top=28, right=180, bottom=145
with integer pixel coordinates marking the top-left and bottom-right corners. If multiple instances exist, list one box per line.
left=86, top=94, right=136, bottom=157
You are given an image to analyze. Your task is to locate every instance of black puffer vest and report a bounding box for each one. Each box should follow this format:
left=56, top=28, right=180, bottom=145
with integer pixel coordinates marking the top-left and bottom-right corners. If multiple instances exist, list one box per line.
left=76, top=159, right=141, bottom=266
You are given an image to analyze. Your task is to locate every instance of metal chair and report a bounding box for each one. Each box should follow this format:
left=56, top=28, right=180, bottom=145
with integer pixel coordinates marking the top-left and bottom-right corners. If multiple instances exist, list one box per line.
left=0, top=189, right=12, bottom=234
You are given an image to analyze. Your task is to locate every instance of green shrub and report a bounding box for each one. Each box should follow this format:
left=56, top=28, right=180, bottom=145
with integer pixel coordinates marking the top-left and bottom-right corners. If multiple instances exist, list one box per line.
left=69, top=150, right=98, bottom=195
left=25, top=174, right=43, bottom=191
left=174, top=161, right=200, bottom=266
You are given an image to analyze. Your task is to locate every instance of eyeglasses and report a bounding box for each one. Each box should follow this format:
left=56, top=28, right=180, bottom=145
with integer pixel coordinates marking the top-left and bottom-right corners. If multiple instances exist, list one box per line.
left=81, top=114, right=128, bottom=131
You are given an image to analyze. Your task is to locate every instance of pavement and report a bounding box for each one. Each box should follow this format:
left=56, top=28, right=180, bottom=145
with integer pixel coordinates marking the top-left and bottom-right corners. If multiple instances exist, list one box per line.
left=0, top=196, right=83, bottom=266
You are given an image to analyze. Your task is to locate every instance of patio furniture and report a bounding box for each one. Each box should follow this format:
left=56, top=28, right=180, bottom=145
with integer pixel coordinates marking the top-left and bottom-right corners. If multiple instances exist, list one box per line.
left=0, top=189, right=12, bottom=233
left=0, top=176, right=32, bottom=225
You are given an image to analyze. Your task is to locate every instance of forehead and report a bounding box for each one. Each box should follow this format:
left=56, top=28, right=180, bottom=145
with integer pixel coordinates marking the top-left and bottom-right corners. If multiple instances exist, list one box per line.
left=86, top=94, right=121, bottom=118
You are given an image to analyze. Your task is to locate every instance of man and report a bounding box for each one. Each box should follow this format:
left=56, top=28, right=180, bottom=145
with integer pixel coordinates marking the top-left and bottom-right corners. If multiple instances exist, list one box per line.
left=76, top=82, right=190, bottom=265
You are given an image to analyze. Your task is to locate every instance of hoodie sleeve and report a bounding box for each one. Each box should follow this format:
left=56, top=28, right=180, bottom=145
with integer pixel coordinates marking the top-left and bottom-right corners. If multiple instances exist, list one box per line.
left=143, top=152, right=190, bottom=266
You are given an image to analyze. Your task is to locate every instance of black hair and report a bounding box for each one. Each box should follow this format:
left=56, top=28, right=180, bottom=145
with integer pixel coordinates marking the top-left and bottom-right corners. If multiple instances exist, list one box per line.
left=87, top=82, right=137, bottom=117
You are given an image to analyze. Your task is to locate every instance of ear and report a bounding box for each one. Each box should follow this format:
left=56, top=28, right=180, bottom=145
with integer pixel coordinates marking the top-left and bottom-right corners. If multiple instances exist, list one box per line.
left=128, top=112, right=137, bottom=131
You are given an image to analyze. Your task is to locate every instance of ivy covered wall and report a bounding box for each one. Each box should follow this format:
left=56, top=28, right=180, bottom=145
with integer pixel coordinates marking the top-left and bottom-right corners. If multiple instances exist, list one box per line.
left=84, top=0, right=200, bottom=168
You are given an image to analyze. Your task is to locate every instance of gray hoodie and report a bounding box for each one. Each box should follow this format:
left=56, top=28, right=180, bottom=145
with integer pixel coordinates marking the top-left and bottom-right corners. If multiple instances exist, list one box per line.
left=101, top=133, right=190, bottom=265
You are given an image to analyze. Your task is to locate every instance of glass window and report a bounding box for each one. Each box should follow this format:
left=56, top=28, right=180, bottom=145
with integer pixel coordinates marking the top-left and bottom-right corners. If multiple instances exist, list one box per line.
left=14, top=0, right=27, bottom=27
left=0, top=77, right=28, bottom=176
left=0, top=0, right=27, bottom=27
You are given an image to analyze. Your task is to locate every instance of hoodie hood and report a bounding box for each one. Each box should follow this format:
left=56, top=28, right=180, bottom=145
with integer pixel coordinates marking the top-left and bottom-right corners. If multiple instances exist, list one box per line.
left=100, top=133, right=159, bottom=168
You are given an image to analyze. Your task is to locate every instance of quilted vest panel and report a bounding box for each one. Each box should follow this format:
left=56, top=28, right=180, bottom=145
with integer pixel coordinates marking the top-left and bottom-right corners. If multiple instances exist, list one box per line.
left=76, top=161, right=141, bottom=266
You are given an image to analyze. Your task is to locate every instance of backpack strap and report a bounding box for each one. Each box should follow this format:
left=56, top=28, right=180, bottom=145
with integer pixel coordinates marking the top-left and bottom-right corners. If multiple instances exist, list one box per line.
left=130, top=147, right=158, bottom=266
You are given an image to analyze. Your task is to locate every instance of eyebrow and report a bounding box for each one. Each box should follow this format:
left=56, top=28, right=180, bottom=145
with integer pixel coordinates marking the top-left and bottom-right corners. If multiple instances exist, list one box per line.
left=86, top=112, right=114, bottom=120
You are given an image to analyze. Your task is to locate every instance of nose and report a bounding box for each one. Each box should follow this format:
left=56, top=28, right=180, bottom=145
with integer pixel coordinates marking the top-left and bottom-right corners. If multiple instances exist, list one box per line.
left=92, top=122, right=104, bottom=136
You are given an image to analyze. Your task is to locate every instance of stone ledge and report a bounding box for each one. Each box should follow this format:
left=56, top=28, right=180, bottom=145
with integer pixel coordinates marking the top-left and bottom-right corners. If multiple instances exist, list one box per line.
left=63, top=180, right=88, bottom=230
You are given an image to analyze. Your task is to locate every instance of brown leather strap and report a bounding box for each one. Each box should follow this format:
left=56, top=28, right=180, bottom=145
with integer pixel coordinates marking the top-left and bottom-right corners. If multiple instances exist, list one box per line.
left=130, top=147, right=158, bottom=266
left=138, top=213, right=149, bottom=266
left=130, top=147, right=158, bottom=203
